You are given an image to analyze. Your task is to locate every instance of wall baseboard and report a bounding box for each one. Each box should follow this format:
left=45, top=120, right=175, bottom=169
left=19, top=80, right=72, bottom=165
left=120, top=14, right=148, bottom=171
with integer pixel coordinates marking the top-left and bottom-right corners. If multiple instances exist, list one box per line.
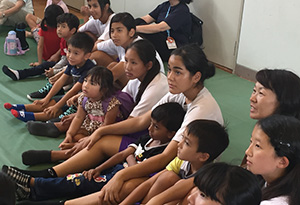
left=234, top=64, right=257, bottom=82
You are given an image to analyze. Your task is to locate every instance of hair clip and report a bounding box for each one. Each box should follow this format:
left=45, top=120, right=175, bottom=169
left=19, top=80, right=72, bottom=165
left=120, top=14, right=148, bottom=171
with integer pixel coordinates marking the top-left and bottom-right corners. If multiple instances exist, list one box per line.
left=279, top=141, right=291, bottom=148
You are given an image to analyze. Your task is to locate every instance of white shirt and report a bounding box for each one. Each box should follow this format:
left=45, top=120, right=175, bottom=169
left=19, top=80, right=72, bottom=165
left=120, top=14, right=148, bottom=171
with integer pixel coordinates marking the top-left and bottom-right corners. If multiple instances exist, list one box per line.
left=123, top=72, right=168, bottom=117
left=260, top=196, right=289, bottom=205
left=46, top=0, right=69, bottom=13
left=153, top=87, right=224, bottom=142
left=10, top=0, right=33, bottom=13
left=79, top=13, right=115, bottom=41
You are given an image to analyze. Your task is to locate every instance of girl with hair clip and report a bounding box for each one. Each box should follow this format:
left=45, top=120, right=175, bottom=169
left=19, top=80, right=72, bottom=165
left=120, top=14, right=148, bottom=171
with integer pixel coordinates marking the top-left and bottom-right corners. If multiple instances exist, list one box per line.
left=135, top=0, right=192, bottom=62
left=78, top=0, right=114, bottom=45
left=30, top=4, right=64, bottom=67
left=245, top=115, right=300, bottom=205
left=188, top=162, right=261, bottom=205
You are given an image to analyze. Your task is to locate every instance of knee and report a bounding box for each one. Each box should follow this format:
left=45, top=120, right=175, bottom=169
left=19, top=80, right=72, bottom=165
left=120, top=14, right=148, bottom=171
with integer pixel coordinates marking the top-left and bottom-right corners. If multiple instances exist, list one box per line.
left=25, top=13, right=33, bottom=22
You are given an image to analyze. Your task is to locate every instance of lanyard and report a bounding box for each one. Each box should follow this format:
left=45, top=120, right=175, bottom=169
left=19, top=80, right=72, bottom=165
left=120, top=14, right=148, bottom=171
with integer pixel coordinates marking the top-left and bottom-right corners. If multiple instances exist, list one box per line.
left=165, top=6, right=171, bottom=37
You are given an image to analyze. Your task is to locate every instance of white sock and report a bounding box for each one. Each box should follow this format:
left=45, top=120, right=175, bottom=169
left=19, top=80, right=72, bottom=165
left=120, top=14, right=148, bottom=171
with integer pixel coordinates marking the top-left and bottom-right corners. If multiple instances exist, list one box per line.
left=7, top=67, right=20, bottom=80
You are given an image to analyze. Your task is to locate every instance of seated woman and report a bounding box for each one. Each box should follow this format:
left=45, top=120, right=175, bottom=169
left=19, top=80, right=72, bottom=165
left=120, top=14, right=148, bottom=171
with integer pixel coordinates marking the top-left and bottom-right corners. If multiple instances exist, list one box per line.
left=0, top=0, right=33, bottom=26
left=135, top=0, right=192, bottom=62
left=245, top=114, right=300, bottom=205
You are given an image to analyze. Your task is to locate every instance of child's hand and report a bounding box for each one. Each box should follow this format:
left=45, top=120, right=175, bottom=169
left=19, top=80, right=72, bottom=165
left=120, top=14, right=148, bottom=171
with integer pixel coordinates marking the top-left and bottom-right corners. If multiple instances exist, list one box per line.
left=49, top=72, right=62, bottom=84
left=67, top=95, right=79, bottom=107
left=43, top=105, right=60, bottom=118
left=80, top=5, right=90, bottom=17
left=65, top=137, right=90, bottom=156
left=98, top=174, right=124, bottom=204
left=45, top=68, right=55, bottom=78
left=61, top=114, right=76, bottom=125
left=59, top=142, right=75, bottom=150
left=29, top=62, right=40, bottom=67
left=33, top=98, right=49, bottom=108
left=82, top=168, right=101, bottom=181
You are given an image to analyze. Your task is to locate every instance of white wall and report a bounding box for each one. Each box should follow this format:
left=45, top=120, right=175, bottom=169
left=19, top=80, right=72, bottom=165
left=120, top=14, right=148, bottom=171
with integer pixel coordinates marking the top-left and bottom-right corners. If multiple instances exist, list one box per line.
left=237, top=0, right=300, bottom=76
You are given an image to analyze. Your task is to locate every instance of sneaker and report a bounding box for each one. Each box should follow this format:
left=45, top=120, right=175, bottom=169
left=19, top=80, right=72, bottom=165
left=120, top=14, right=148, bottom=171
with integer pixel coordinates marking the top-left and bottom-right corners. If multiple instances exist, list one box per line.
left=2, top=65, right=19, bottom=80
left=2, top=165, right=31, bottom=188
left=59, top=105, right=77, bottom=119
left=27, top=82, right=64, bottom=101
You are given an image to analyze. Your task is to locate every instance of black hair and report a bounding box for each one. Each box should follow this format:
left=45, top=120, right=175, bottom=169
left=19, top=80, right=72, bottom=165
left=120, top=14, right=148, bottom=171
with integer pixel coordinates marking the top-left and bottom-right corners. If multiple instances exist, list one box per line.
left=186, top=120, right=229, bottom=163
left=86, top=66, right=117, bottom=100
left=194, top=162, right=261, bottom=205
left=179, top=0, right=193, bottom=4
left=41, top=4, right=64, bottom=31
left=0, top=172, right=16, bottom=205
left=255, top=69, right=300, bottom=120
left=67, top=32, right=94, bottom=54
left=151, top=102, right=185, bottom=132
left=109, top=12, right=136, bottom=38
left=56, top=13, right=80, bottom=33
left=126, top=39, right=160, bottom=106
left=171, top=43, right=215, bottom=87
left=87, top=0, right=114, bottom=14
left=256, top=115, right=300, bottom=205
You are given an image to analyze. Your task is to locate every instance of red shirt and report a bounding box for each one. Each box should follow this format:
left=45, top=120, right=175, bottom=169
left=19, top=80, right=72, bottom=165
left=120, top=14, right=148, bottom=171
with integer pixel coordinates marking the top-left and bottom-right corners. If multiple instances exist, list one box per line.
left=38, top=26, right=61, bottom=60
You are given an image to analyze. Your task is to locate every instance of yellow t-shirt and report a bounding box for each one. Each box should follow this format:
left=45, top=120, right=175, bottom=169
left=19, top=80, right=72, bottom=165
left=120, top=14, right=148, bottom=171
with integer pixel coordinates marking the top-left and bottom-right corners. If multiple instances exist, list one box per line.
left=166, top=157, right=184, bottom=174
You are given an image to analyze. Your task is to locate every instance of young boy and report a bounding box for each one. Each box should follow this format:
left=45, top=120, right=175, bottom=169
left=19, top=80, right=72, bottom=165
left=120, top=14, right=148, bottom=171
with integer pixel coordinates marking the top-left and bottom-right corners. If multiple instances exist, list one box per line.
left=120, top=119, right=229, bottom=204
left=2, top=102, right=186, bottom=202
left=2, top=13, right=79, bottom=85
left=5, top=32, right=95, bottom=122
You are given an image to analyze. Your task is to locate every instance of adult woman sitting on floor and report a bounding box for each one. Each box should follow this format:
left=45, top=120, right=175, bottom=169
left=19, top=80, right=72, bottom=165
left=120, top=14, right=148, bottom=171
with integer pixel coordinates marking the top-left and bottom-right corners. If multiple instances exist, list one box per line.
left=135, top=0, right=192, bottom=62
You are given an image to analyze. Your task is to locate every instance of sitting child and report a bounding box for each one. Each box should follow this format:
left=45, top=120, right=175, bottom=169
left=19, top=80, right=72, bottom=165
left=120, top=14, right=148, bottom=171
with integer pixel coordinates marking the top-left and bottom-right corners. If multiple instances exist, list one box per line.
left=187, top=162, right=261, bottom=205
left=2, top=13, right=79, bottom=83
left=4, top=32, right=95, bottom=122
left=2, top=102, right=185, bottom=202
left=120, top=119, right=229, bottom=204
left=26, top=0, right=69, bottom=43
left=22, top=66, right=135, bottom=166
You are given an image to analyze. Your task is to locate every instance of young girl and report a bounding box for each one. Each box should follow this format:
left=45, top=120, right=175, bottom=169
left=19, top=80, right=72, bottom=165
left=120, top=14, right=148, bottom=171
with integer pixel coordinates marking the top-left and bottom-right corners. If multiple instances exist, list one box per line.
left=22, top=66, right=134, bottom=165
left=78, top=0, right=114, bottom=45
left=21, top=39, right=168, bottom=165
left=26, top=0, right=69, bottom=42
left=30, top=4, right=64, bottom=67
left=245, top=115, right=300, bottom=205
left=187, top=162, right=261, bottom=205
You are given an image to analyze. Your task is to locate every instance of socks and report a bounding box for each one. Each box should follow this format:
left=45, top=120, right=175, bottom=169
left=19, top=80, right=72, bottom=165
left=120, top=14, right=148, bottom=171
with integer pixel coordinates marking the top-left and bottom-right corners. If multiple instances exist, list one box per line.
left=27, top=121, right=62, bottom=138
left=2, top=165, right=57, bottom=178
left=11, top=110, right=35, bottom=122
left=2, top=65, right=20, bottom=80
left=22, top=150, right=52, bottom=166
left=4, top=103, right=25, bottom=111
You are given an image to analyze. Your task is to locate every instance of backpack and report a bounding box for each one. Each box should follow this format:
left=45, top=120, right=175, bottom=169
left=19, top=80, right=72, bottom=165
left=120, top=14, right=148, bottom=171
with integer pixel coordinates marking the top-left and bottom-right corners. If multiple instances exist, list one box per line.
left=189, top=13, right=204, bottom=46
left=4, top=31, right=25, bottom=56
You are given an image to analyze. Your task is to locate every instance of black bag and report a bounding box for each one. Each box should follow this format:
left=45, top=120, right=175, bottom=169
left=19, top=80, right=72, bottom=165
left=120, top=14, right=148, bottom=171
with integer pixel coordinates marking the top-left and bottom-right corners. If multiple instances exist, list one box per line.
left=189, top=13, right=204, bottom=46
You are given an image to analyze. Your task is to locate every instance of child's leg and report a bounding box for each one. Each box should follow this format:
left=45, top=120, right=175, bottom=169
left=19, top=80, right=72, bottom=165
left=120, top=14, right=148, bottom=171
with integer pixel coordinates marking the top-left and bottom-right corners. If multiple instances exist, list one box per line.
left=25, top=13, right=38, bottom=31
left=65, top=191, right=100, bottom=205
left=142, top=170, right=181, bottom=203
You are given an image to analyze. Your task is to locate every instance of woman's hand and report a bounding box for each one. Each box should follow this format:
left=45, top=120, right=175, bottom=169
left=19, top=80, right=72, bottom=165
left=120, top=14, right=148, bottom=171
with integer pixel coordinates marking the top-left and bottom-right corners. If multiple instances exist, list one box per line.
left=98, top=173, right=124, bottom=204
left=65, top=137, right=90, bottom=156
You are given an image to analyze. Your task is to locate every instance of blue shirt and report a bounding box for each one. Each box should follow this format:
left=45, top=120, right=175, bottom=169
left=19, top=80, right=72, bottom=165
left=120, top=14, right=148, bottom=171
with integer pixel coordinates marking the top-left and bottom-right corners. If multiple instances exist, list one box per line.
left=64, top=59, right=95, bottom=84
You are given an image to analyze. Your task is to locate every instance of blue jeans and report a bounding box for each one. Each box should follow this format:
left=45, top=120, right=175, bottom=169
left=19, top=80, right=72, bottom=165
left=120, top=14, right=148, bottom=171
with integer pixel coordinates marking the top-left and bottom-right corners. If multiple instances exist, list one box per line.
left=31, top=164, right=124, bottom=201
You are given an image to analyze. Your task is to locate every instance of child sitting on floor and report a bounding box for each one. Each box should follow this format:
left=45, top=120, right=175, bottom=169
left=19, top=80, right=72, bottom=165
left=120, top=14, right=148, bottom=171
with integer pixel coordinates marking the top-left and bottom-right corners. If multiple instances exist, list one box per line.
left=22, top=66, right=135, bottom=165
left=187, top=162, right=261, bottom=205
left=26, top=0, right=69, bottom=43
left=4, top=32, right=95, bottom=123
left=2, top=13, right=79, bottom=83
left=120, top=119, right=229, bottom=205
left=2, top=102, right=185, bottom=202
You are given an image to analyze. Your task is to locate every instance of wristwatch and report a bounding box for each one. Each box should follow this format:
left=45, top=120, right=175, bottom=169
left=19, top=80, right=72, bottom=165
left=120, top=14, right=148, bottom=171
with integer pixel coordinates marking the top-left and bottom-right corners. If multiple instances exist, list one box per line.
left=2, top=12, right=5, bottom=18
